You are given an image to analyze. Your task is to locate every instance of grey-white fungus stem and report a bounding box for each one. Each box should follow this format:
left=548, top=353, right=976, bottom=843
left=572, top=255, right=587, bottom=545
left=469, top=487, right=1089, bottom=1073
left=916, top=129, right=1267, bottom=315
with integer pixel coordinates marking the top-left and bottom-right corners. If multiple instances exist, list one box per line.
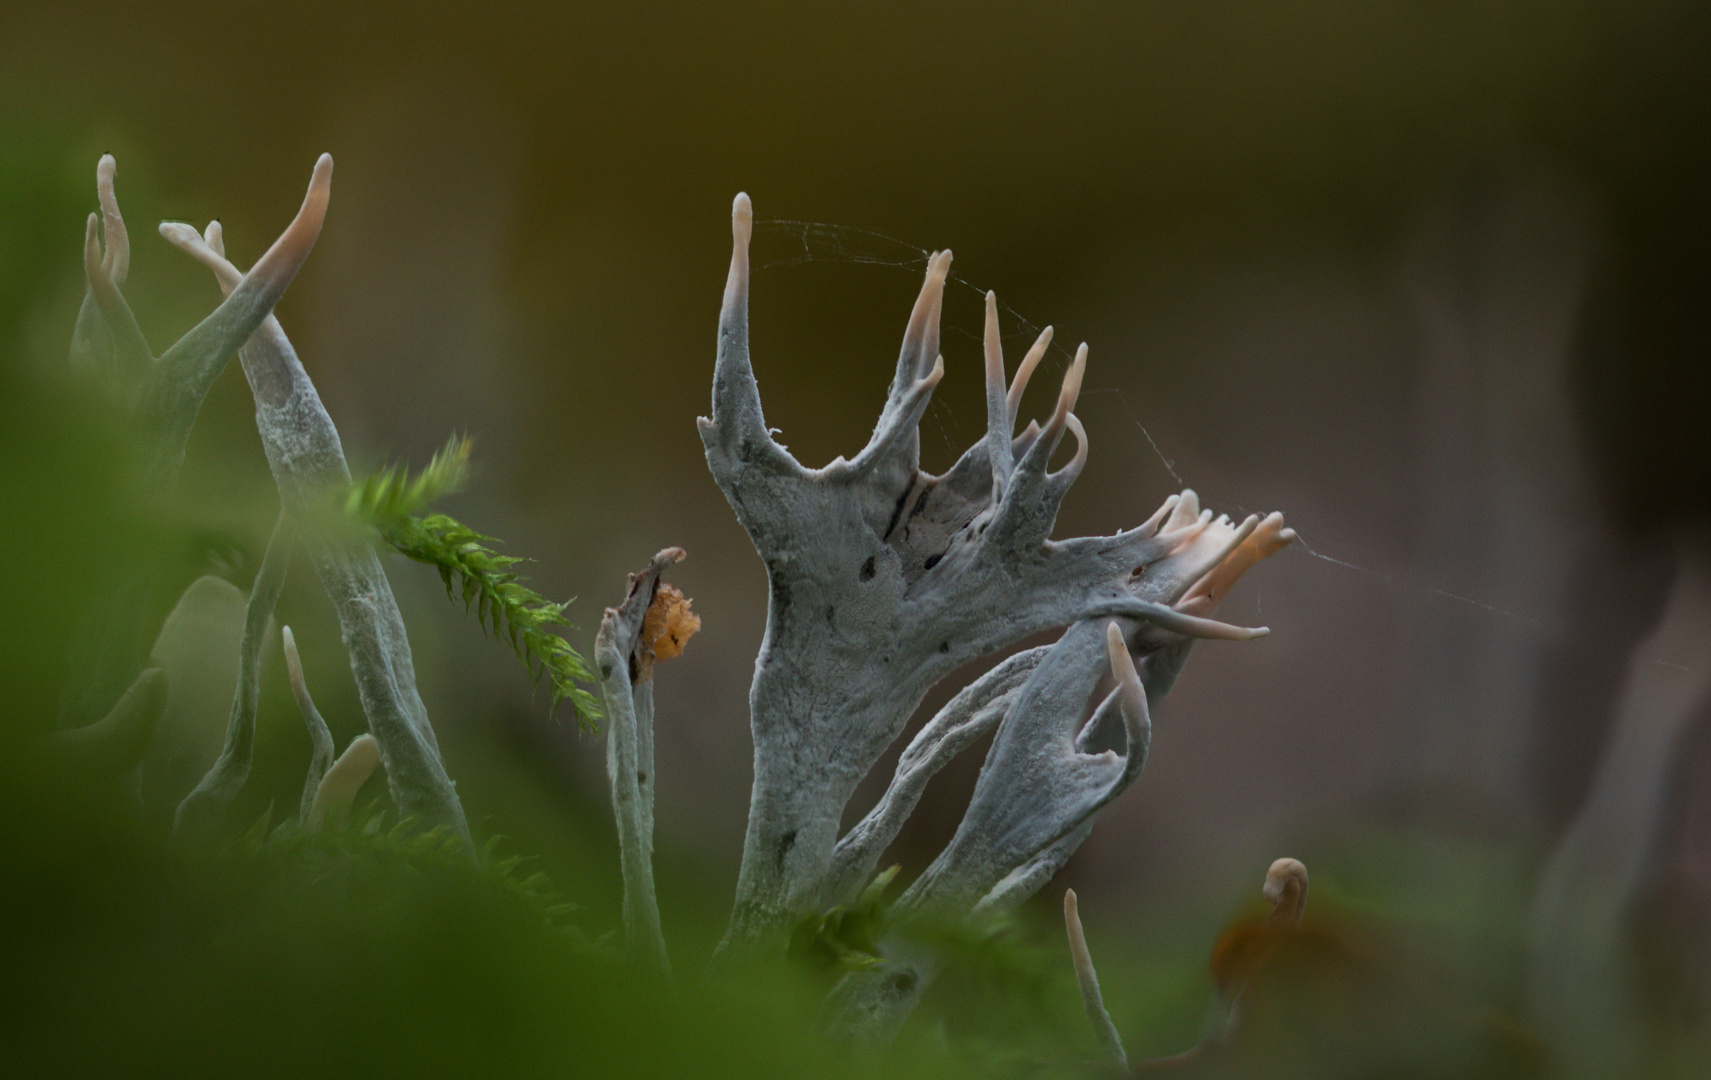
left=595, top=547, right=685, bottom=979
left=900, top=620, right=1150, bottom=919
left=1065, top=889, right=1129, bottom=1069
left=282, top=626, right=336, bottom=823
left=830, top=621, right=1155, bottom=1043
left=160, top=203, right=468, bottom=842
left=702, top=193, right=1274, bottom=954
left=823, top=647, right=1046, bottom=908
left=173, top=512, right=291, bottom=840
left=308, top=734, right=381, bottom=829
left=61, top=155, right=333, bottom=765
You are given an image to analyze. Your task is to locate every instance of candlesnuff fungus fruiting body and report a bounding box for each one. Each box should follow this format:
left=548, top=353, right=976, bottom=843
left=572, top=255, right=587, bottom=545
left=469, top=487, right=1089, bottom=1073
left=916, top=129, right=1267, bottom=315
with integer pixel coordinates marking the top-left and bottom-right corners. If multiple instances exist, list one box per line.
left=64, top=152, right=469, bottom=840
left=692, top=190, right=1296, bottom=1043
left=596, top=548, right=699, bottom=977
left=704, top=192, right=1292, bottom=961
left=60, top=152, right=331, bottom=744
left=1065, top=888, right=1129, bottom=1070
left=50, top=148, right=1305, bottom=1061
left=307, top=734, right=384, bottom=830
left=157, top=181, right=469, bottom=841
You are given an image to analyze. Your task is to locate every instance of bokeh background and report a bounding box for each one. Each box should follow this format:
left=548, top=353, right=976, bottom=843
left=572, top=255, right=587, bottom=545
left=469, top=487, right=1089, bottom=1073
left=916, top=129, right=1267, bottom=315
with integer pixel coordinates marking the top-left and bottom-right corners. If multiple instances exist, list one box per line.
left=4, top=1, right=1709, bottom=1074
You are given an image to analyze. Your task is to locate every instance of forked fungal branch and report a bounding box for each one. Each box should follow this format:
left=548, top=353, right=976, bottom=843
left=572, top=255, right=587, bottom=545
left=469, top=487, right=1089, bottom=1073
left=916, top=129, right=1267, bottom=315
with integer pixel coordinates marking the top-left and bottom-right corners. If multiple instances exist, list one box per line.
left=157, top=180, right=468, bottom=841
left=694, top=191, right=1296, bottom=1043
left=703, top=192, right=1288, bottom=958
left=64, top=152, right=469, bottom=840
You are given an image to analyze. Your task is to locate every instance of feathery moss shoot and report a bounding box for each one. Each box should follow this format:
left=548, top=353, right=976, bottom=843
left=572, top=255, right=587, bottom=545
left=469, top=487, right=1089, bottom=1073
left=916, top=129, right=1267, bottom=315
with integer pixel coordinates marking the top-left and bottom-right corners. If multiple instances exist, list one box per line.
left=343, top=436, right=603, bottom=730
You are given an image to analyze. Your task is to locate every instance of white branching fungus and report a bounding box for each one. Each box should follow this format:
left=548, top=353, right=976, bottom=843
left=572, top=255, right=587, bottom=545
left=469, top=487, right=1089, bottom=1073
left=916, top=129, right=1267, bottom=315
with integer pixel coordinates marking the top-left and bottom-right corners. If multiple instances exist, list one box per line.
left=703, top=193, right=1283, bottom=958
left=157, top=165, right=468, bottom=841
left=693, top=191, right=1295, bottom=1044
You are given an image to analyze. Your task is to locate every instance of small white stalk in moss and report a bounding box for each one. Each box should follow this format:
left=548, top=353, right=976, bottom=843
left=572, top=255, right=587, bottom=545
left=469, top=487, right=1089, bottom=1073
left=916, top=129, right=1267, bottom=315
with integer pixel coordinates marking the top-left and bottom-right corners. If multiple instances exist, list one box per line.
left=308, top=735, right=383, bottom=830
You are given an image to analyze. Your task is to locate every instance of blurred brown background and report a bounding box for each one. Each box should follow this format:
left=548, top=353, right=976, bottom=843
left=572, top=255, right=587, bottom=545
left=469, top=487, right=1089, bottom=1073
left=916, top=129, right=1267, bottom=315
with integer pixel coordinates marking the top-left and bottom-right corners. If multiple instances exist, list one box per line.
left=5, top=1, right=1709, bottom=1052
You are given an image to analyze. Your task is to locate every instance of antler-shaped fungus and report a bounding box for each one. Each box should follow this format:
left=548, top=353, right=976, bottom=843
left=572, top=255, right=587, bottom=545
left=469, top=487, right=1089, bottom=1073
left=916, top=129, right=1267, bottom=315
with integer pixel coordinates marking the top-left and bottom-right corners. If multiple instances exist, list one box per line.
left=704, top=194, right=1277, bottom=951
left=75, top=154, right=332, bottom=494
left=830, top=620, right=1154, bottom=1042
left=157, top=171, right=467, bottom=840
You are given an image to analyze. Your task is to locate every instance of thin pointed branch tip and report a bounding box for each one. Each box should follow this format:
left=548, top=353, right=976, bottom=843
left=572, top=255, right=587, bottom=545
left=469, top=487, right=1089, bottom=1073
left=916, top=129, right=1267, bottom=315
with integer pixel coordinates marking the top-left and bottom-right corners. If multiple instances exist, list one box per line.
left=733, top=192, right=753, bottom=242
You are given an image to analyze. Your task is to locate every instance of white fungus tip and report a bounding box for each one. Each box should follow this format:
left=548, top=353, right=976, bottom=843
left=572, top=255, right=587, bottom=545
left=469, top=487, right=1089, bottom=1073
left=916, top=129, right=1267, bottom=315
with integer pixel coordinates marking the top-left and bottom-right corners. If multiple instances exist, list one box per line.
left=732, top=192, right=753, bottom=245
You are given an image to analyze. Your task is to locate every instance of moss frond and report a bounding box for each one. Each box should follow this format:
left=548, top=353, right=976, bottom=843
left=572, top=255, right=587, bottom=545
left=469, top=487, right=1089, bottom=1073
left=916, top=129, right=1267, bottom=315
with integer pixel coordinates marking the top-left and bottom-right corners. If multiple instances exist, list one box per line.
left=231, top=806, right=592, bottom=944
left=343, top=436, right=602, bottom=731
left=343, top=434, right=473, bottom=521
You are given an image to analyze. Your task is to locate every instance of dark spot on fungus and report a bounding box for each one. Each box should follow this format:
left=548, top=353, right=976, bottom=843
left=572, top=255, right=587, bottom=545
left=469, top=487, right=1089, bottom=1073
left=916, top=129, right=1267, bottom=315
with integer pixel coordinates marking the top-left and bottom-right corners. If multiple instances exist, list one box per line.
left=923, top=553, right=942, bottom=570
left=888, top=971, right=918, bottom=994
left=939, top=641, right=950, bottom=654
left=600, top=663, right=613, bottom=679
left=776, top=830, right=797, bottom=868
left=883, top=484, right=912, bottom=539
left=860, top=556, right=876, bottom=581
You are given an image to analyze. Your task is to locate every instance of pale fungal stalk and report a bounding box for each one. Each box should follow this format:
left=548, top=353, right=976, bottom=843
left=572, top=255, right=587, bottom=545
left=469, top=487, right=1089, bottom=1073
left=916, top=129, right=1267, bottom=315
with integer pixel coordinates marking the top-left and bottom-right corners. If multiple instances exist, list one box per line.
left=159, top=177, right=468, bottom=841
left=60, top=154, right=329, bottom=748
left=1065, top=888, right=1129, bottom=1069
left=282, top=626, right=336, bottom=823
left=703, top=192, right=1284, bottom=957
left=307, top=734, right=383, bottom=830
left=173, top=513, right=292, bottom=840
left=594, top=548, right=696, bottom=978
